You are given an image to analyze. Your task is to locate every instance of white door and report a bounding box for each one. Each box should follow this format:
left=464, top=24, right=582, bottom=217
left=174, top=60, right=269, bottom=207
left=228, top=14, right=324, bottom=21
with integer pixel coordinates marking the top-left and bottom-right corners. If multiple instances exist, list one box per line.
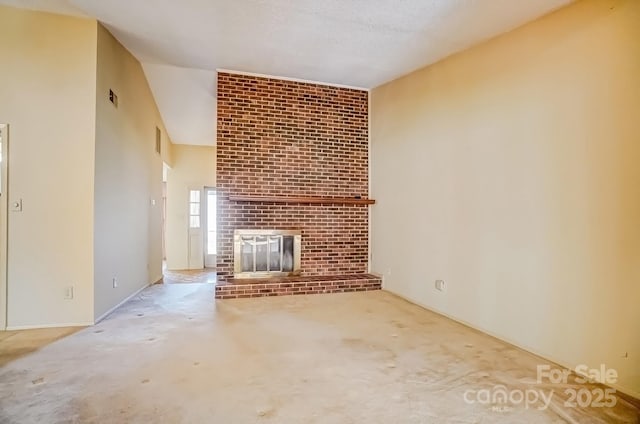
left=187, top=188, right=204, bottom=269
left=203, top=188, right=217, bottom=268
left=0, top=124, right=8, bottom=330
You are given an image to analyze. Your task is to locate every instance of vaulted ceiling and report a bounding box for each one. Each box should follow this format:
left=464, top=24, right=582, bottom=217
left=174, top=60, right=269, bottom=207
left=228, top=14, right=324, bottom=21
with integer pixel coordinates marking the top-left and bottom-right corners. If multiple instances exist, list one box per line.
left=0, top=0, right=572, bottom=146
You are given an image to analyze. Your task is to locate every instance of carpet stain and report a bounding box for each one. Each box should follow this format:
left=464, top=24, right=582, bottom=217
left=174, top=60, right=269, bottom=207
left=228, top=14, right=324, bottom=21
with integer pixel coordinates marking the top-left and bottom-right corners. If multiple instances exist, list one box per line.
left=257, top=407, right=277, bottom=418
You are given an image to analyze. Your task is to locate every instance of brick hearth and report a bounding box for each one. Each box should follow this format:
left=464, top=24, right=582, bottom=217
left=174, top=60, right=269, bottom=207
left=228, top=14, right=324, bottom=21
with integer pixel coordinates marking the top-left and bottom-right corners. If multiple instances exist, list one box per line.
left=215, top=274, right=382, bottom=299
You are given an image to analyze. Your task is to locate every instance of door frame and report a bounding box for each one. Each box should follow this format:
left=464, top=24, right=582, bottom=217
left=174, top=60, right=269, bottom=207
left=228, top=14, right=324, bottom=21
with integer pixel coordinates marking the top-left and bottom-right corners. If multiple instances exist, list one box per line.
left=0, top=124, right=9, bottom=331
left=202, top=187, right=217, bottom=268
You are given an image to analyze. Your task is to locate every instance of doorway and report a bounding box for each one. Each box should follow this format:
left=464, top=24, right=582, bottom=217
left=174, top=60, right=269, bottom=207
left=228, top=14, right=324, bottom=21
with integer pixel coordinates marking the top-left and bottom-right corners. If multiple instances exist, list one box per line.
left=161, top=162, right=169, bottom=264
left=165, top=186, right=216, bottom=283
left=0, top=124, right=8, bottom=330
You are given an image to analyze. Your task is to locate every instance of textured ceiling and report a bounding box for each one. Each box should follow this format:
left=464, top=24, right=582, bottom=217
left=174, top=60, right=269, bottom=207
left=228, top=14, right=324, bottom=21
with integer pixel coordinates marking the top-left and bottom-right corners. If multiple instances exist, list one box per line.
left=0, top=0, right=572, bottom=145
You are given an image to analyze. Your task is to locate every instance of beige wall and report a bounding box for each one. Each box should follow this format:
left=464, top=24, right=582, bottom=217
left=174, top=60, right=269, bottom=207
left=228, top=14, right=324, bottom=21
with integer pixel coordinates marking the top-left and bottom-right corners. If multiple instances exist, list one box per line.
left=0, top=6, right=97, bottom=328
left=0, top=8, right=174, bottom=327
left=165, top=145, right=216, bottom=270
left=94, top=24, right=172, bottom=320
left=371, top=0, right=640, bottom=397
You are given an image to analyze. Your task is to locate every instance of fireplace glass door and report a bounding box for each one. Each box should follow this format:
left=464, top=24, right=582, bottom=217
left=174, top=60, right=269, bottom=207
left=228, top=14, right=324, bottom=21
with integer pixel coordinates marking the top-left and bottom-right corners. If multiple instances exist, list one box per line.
left=234, top=230, right=301, bottom=278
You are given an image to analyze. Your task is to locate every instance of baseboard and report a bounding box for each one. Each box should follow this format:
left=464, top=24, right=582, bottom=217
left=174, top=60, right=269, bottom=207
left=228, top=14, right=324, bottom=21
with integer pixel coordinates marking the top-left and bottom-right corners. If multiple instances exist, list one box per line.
left=94, top=282, right=151, bottom=324
left=5, top=322, right=93, bottom=331
left=383, top=288, right=640, bottom=403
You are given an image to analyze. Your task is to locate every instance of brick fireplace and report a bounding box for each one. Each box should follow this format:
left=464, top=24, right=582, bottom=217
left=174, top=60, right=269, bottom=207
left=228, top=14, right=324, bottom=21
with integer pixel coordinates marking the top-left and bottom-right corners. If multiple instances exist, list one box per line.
left=215, top=72, right=381, bottom=298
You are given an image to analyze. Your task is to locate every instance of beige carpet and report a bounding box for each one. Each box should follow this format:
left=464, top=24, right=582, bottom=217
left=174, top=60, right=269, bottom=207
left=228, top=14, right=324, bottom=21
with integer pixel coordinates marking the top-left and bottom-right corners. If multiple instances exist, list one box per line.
left=0, top=285, right=637, bottom=423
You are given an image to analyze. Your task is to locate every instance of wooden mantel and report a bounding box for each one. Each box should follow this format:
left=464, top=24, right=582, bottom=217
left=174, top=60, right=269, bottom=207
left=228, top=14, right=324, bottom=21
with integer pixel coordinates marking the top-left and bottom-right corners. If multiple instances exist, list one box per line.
left=228, top=195, right=375, bottom=205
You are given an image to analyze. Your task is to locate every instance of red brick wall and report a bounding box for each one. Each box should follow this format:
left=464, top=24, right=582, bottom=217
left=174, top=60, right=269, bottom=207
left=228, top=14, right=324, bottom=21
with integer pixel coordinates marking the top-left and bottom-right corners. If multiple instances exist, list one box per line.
left=216, top=72, right=369, bottom=279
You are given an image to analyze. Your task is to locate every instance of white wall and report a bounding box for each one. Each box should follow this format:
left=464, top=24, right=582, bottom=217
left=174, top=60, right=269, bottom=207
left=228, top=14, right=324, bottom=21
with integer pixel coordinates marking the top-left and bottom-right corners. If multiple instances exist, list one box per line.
left=371, top=0, right=640, bottom=397
left=165, top=145, right=216, bottom=270
left=0, top=6, right=97, bottom=328
left=94, top=24, right=172, bottom=321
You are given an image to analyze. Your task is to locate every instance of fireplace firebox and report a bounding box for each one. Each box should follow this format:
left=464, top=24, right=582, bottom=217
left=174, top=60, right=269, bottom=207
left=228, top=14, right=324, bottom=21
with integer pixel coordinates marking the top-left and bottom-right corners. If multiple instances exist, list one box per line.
left=233, top=229, right=301, bottom=278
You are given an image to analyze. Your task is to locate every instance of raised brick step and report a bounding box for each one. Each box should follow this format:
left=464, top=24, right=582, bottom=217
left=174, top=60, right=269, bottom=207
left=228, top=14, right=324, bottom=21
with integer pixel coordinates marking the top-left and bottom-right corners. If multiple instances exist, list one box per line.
left=215, top=274, right=382, bottom=299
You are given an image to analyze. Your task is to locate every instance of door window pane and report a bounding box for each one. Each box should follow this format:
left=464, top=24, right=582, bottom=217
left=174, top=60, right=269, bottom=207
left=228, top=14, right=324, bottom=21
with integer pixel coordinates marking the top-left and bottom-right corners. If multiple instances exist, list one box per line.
left=189, top=216, right=200, bottom=228
left=189, top=189, right=201, bottom=229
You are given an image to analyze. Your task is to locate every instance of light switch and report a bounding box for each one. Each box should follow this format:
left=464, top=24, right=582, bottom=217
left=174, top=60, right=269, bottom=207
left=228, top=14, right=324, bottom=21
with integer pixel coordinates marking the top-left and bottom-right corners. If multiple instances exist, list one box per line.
left=10, top=199, right=22, bottom=212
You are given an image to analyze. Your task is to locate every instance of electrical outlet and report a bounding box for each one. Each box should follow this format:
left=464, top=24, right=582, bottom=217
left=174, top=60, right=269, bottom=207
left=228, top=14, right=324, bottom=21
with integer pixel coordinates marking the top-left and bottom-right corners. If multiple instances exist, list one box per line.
left=64, top=286, right=74, bottom=300
left=435, top=280, right=446, bottom=292
left=112, top=278, right=118, bottom=288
